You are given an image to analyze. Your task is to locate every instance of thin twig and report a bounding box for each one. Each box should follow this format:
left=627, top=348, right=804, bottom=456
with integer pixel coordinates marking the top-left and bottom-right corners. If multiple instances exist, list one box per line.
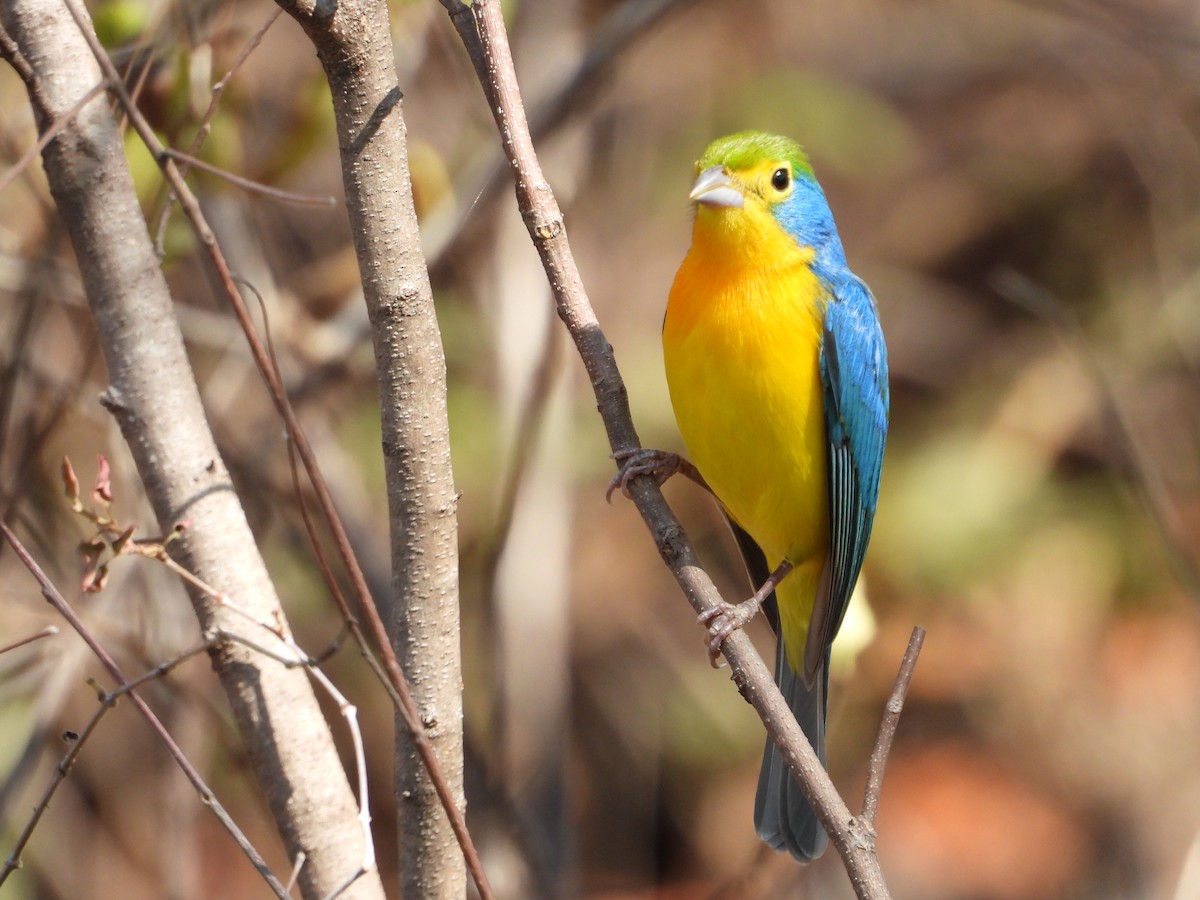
left=0, top=635, right=219, bottom=884
left=4, top=514, right=376, bottom=896
left=0, top=523, right=292, bottom=899
left=224, top=623, right=378, bottom=900
left=117, top=40, right=153, bottom=135
left=308, top=660, right=373, bottom=900
left=102, top=640, right=217, bottom=701
left=0, top=81, right=106, bottom=197
left=153, top=8, right=283, bottom=252
left=0, top=22, right=33, bottom=81
left=247, top=274, right=379, bottom=678
left=0, top=625, right=58, bottom=656
left=0, top=699, right=111, bottom=885
left=67, top=443, right=377, bottom=894
left=162, top=148, right=337, bottom=206
left=61, top=7, right=489, bottom=894
left=285, top=852, right=307, bottom=895
left=861, top=627, right=925, bottom=827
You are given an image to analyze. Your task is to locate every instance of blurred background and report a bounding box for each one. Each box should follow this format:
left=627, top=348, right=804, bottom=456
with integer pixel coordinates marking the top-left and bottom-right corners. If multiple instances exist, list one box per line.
left=2, top=0, right=1200, bottom=897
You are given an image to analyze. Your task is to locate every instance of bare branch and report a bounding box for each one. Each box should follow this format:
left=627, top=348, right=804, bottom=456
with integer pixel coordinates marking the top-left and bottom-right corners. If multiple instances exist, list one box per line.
left=1, top=0, right=386, bottom=893
left=153, top=8, right=284, bottom=251
left=861, top=626, right=926, bottom=827
left=0, top=625, right=57, bottom=656
left=272, top=1, right=480, bottom=896
left=162, top=148, right=338, bottom=206
left=0, top=552, right=378, bottom=900
left=46, top=5, right=486, bottom=896
left=0, top=697, right=111, bottom=885
left=307, top=661, right=374, bottom=900
left=0, top=634, right=218, bottom=885
left=0, top=523, right=292, bottom=899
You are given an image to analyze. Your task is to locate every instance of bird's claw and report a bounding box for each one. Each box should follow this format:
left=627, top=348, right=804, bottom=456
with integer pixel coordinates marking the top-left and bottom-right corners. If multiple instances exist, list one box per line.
left=606, top=448, right=684, bottom=503
left=698, top=597, right=763, bottom=667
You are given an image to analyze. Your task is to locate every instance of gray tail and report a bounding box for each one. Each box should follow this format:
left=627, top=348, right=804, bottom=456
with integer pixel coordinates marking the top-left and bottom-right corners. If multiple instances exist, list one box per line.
left=753, top=636, right=830, bottom=862
left=726, top=518, right=829, bottom=862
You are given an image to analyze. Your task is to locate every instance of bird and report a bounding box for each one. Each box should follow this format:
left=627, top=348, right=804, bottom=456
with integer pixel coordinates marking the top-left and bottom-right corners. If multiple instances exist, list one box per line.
left=659, top=131, right=889, bottom=861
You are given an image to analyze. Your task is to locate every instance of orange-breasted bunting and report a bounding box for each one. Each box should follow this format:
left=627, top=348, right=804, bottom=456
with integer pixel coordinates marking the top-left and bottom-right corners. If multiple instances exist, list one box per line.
left=663, top=132, right=889, bottom=861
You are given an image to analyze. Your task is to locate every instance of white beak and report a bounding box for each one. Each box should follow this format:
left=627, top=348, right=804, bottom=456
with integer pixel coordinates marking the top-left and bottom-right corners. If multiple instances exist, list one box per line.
left=689, top=166, right=744, bottom=209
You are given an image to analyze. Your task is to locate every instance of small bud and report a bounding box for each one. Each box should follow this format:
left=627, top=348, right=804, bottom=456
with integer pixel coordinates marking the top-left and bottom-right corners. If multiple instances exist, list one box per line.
left=62, top=456, right=80, bottom=504
left=93, top=454, right=114, bottom=505
left=111, top=525, right=136, bottom=555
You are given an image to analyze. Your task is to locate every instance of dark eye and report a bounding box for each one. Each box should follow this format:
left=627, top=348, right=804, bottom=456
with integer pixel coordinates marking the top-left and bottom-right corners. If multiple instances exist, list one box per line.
left=771, top=167, right=790, bottom=191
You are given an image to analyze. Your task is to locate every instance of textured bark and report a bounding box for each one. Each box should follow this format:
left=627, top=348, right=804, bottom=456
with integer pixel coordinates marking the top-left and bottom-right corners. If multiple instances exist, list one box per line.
left=276, top=1, right=466, bottom=897
left=0, top=4, right=384, bottom=898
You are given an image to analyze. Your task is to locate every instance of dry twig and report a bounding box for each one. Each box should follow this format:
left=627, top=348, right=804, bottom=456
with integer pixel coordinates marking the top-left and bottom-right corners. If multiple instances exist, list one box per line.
left=0, top=524, right=292, bottom=899
left=862, top=627, right=926, bottom=828
left=152, top=7, right=285, bottom=252
left=0, top=626, right=57, bottom=657
left=4, top=0, right=388, bottom=891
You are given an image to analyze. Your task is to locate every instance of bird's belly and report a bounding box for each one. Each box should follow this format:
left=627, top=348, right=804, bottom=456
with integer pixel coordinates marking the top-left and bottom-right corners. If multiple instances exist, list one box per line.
left=663, top=273, right=829, bottom=569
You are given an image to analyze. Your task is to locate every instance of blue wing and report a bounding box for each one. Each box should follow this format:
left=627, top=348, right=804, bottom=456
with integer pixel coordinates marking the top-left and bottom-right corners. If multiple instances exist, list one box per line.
left=803, top=272, right=889, bottom=683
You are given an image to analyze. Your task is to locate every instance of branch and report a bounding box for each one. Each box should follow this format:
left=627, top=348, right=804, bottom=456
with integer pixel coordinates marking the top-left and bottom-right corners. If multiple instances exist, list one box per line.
left=0, top=625, right=57, bottom=656
left=0, top=524, right=291, bottom=898
left=152, top=7, right=284, bottom=252
left=1, top=521, right=379, bottom=900
left=438, top=1, right=913, bottom=896
left=0, top=80, right=107, bottom=198
left=862, top=626, right=926, bottom=827
left=161, top=148, right=337, bottom=206
left=62, top=7, right=486, bottom=897
left=1, top=0, right=386, bottom=894
left=261, top=1, right=480, bottom=896
left=0, top=693, right=113, bottom=886
left=57, top=471, right=379, bottom=900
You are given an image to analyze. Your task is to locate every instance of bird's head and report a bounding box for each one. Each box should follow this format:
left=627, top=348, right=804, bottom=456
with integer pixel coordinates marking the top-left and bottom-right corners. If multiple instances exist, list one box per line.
left=688, top=131, right=845, bottom=270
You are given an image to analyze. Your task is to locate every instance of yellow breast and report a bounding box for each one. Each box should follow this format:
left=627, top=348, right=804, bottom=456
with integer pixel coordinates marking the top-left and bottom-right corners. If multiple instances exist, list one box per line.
left=663, top=206, right=830, bottom=579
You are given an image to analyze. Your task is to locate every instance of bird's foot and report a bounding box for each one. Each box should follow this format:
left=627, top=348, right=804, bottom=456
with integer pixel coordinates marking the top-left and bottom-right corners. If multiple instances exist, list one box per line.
left=606, top=448, right=689, bottom=503
left=698, top=597, right=764, bottom=667
left=698, top=559, right=794, bottom=666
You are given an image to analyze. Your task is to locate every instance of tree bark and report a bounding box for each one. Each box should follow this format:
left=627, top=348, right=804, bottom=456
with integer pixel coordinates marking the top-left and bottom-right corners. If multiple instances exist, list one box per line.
left=0, top=4, right=384, bottom=898
left=276, top=2, right=466, bottom=897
